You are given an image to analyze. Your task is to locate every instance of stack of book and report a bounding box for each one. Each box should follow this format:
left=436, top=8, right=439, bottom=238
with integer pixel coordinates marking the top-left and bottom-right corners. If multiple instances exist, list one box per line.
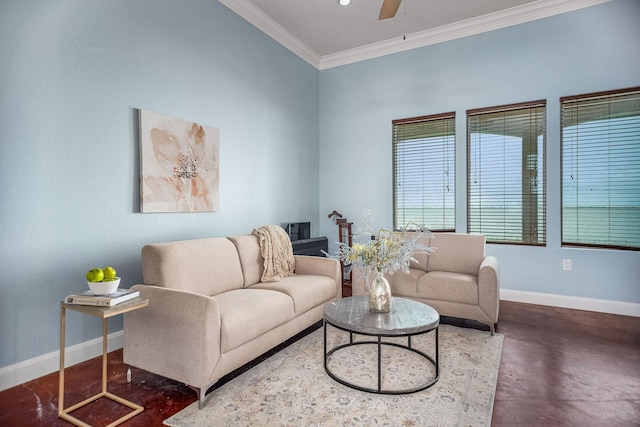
left=64, top=288, right=140, bottom=307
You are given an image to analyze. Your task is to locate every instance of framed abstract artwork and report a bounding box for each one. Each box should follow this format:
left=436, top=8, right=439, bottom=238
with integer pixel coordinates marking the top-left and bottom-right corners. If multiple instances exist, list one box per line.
left=139, top=109, right=219, bottom=213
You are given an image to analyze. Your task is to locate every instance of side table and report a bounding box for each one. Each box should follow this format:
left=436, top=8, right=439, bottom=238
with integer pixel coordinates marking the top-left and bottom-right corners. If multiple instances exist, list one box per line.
left=58, top=297, right=149, bottom=427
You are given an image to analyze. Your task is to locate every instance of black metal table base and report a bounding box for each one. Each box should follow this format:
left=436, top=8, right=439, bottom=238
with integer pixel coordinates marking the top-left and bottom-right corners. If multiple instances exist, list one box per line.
left=323, top=321, right=439, bottom=394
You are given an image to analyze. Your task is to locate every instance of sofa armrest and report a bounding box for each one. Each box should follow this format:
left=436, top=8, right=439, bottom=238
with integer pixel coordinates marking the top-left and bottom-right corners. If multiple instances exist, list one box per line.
left=124, top=285, right=222, bottom=390
left=294, top=255, right=342, bottom=299
left=478, top=256, right=500, bottom=324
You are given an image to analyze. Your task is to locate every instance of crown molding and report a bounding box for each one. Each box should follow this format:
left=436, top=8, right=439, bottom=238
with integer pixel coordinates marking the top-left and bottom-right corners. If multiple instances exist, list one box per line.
left=220, top=0, right=612, bottom=71
left=319, top=0, right=613, bottom=69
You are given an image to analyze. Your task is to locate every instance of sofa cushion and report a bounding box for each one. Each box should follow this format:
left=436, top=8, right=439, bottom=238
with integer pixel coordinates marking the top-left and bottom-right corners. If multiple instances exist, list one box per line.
left=427, top=233, right=485, bottom=275
left=417, top=271, right=479, bottom=304
left=142, top=237, right=244, bottom=296
left=251, top=274, right=336, bottom=316
left=227, top=235, right=264, bottom=287
left=213, top=288, right=294, bottom=352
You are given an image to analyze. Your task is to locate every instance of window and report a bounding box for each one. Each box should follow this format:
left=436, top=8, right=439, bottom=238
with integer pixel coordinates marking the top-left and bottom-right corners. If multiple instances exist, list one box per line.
left=393, top=113, right=455, bottom=231
left=467, top=101, right=546, bottom=245
left=561, top=87, right=640, bottom=250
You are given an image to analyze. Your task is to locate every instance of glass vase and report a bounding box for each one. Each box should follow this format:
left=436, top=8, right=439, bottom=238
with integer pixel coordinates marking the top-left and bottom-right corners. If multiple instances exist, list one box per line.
left=369, top=271, right=392, bottom=313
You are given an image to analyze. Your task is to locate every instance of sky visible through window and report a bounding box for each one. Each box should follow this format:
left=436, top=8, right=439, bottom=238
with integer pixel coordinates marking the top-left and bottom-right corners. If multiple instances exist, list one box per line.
left=562, top=115, right=640, bottom=248
left=394, top=134, right=455, bottom=230
left=563, top=117, right=640, bottom=208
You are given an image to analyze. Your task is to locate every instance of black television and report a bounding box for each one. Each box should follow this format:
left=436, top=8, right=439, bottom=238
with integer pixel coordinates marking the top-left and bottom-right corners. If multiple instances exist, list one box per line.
left=286, top=222, right=310, bottom=241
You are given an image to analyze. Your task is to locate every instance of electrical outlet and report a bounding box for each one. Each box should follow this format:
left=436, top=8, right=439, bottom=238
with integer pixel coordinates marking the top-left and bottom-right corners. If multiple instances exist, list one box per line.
left=562, top=259, right=572, bottom=271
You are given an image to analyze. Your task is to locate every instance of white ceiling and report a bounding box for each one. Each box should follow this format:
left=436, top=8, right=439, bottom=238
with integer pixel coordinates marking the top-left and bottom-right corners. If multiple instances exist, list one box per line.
left=219, top=0, right=611, bottom=69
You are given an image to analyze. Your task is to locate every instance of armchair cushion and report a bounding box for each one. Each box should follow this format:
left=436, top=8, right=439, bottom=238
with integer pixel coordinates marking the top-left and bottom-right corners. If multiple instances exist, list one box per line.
left=387, top=268, right=423, bottom=296
left=427, top=233, right=485, bottom=275
left=418, top=271, right=479, bottom=305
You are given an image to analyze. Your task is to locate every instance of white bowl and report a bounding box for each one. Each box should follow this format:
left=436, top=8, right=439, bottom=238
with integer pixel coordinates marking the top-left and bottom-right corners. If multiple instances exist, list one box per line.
left=87, top=277, right=121, bottom=295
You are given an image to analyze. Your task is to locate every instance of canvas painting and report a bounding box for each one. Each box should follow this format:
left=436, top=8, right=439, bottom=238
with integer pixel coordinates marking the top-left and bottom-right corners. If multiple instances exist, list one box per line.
left=139, top=109, right=219, bottom=212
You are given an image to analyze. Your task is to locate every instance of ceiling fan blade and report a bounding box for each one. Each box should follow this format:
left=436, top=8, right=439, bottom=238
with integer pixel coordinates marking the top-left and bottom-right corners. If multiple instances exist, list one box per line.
left=379, top=0, right=402, bottom=20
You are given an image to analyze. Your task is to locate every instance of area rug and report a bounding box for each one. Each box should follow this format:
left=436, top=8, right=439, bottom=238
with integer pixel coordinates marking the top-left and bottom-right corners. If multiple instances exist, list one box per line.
left=164, top=324, right=503, bottom=427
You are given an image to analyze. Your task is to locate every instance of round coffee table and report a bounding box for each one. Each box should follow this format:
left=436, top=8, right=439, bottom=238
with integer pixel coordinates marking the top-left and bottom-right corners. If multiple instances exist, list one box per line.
left=323, top=296, right=440, bottom=394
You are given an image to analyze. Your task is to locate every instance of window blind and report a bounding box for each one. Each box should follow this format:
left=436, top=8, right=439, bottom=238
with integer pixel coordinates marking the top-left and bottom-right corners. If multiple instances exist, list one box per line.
left=467, top=101, right=546, bottom=245
left=393, top=113, right=455, bottom=232
left=561, top=87, right=640, bottom=250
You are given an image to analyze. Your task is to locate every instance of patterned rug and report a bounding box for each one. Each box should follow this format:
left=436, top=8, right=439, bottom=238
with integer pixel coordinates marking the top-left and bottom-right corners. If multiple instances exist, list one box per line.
left=164, top=324, right=503, bottom=427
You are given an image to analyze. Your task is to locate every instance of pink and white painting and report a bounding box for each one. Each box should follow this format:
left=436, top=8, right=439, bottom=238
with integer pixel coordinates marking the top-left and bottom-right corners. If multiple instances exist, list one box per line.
left=139, top=109, right=219, bottom=212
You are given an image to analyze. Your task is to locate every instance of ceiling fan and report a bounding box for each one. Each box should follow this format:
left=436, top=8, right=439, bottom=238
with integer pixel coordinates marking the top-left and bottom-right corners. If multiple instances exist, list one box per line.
left=378, top=0, right=402, bottom=20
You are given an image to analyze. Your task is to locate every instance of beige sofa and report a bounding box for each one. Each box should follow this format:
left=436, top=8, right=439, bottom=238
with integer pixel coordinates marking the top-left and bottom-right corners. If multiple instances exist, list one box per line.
left=352, top=232, right=499, bottom=334
left=123, top=235, right=341, bottom=408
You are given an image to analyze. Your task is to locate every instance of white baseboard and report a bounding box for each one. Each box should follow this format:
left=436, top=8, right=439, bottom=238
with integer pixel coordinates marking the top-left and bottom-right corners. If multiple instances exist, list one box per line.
left=500, top=289, right=640, bottom=317
left=0, top=331, right=123, bottom=392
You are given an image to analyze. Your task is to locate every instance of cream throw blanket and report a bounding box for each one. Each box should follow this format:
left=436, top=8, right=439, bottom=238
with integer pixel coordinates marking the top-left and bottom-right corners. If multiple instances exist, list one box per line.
left=251, top=225, right=295, bottom=282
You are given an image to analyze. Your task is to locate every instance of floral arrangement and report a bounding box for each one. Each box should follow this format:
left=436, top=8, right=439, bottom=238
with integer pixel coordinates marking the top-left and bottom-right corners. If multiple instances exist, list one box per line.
left=334, top=210, right=434, bottom=281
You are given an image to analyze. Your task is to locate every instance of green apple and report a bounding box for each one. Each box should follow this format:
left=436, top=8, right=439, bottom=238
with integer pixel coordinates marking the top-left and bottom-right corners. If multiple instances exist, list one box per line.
left=103, top=266, right=116, bottom=281
left=86, top=268, right=104, bottom=282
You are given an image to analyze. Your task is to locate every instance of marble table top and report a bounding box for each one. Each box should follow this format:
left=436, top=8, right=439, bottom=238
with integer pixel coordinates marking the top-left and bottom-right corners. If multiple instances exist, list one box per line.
left=324, top=296, right=439, bottom=337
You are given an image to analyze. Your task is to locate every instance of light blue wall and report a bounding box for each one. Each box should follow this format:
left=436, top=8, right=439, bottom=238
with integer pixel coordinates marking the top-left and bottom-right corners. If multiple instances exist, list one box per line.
left=0, top=0, right=319, bottom=368
left=319, top=0, right=640, bottom=303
